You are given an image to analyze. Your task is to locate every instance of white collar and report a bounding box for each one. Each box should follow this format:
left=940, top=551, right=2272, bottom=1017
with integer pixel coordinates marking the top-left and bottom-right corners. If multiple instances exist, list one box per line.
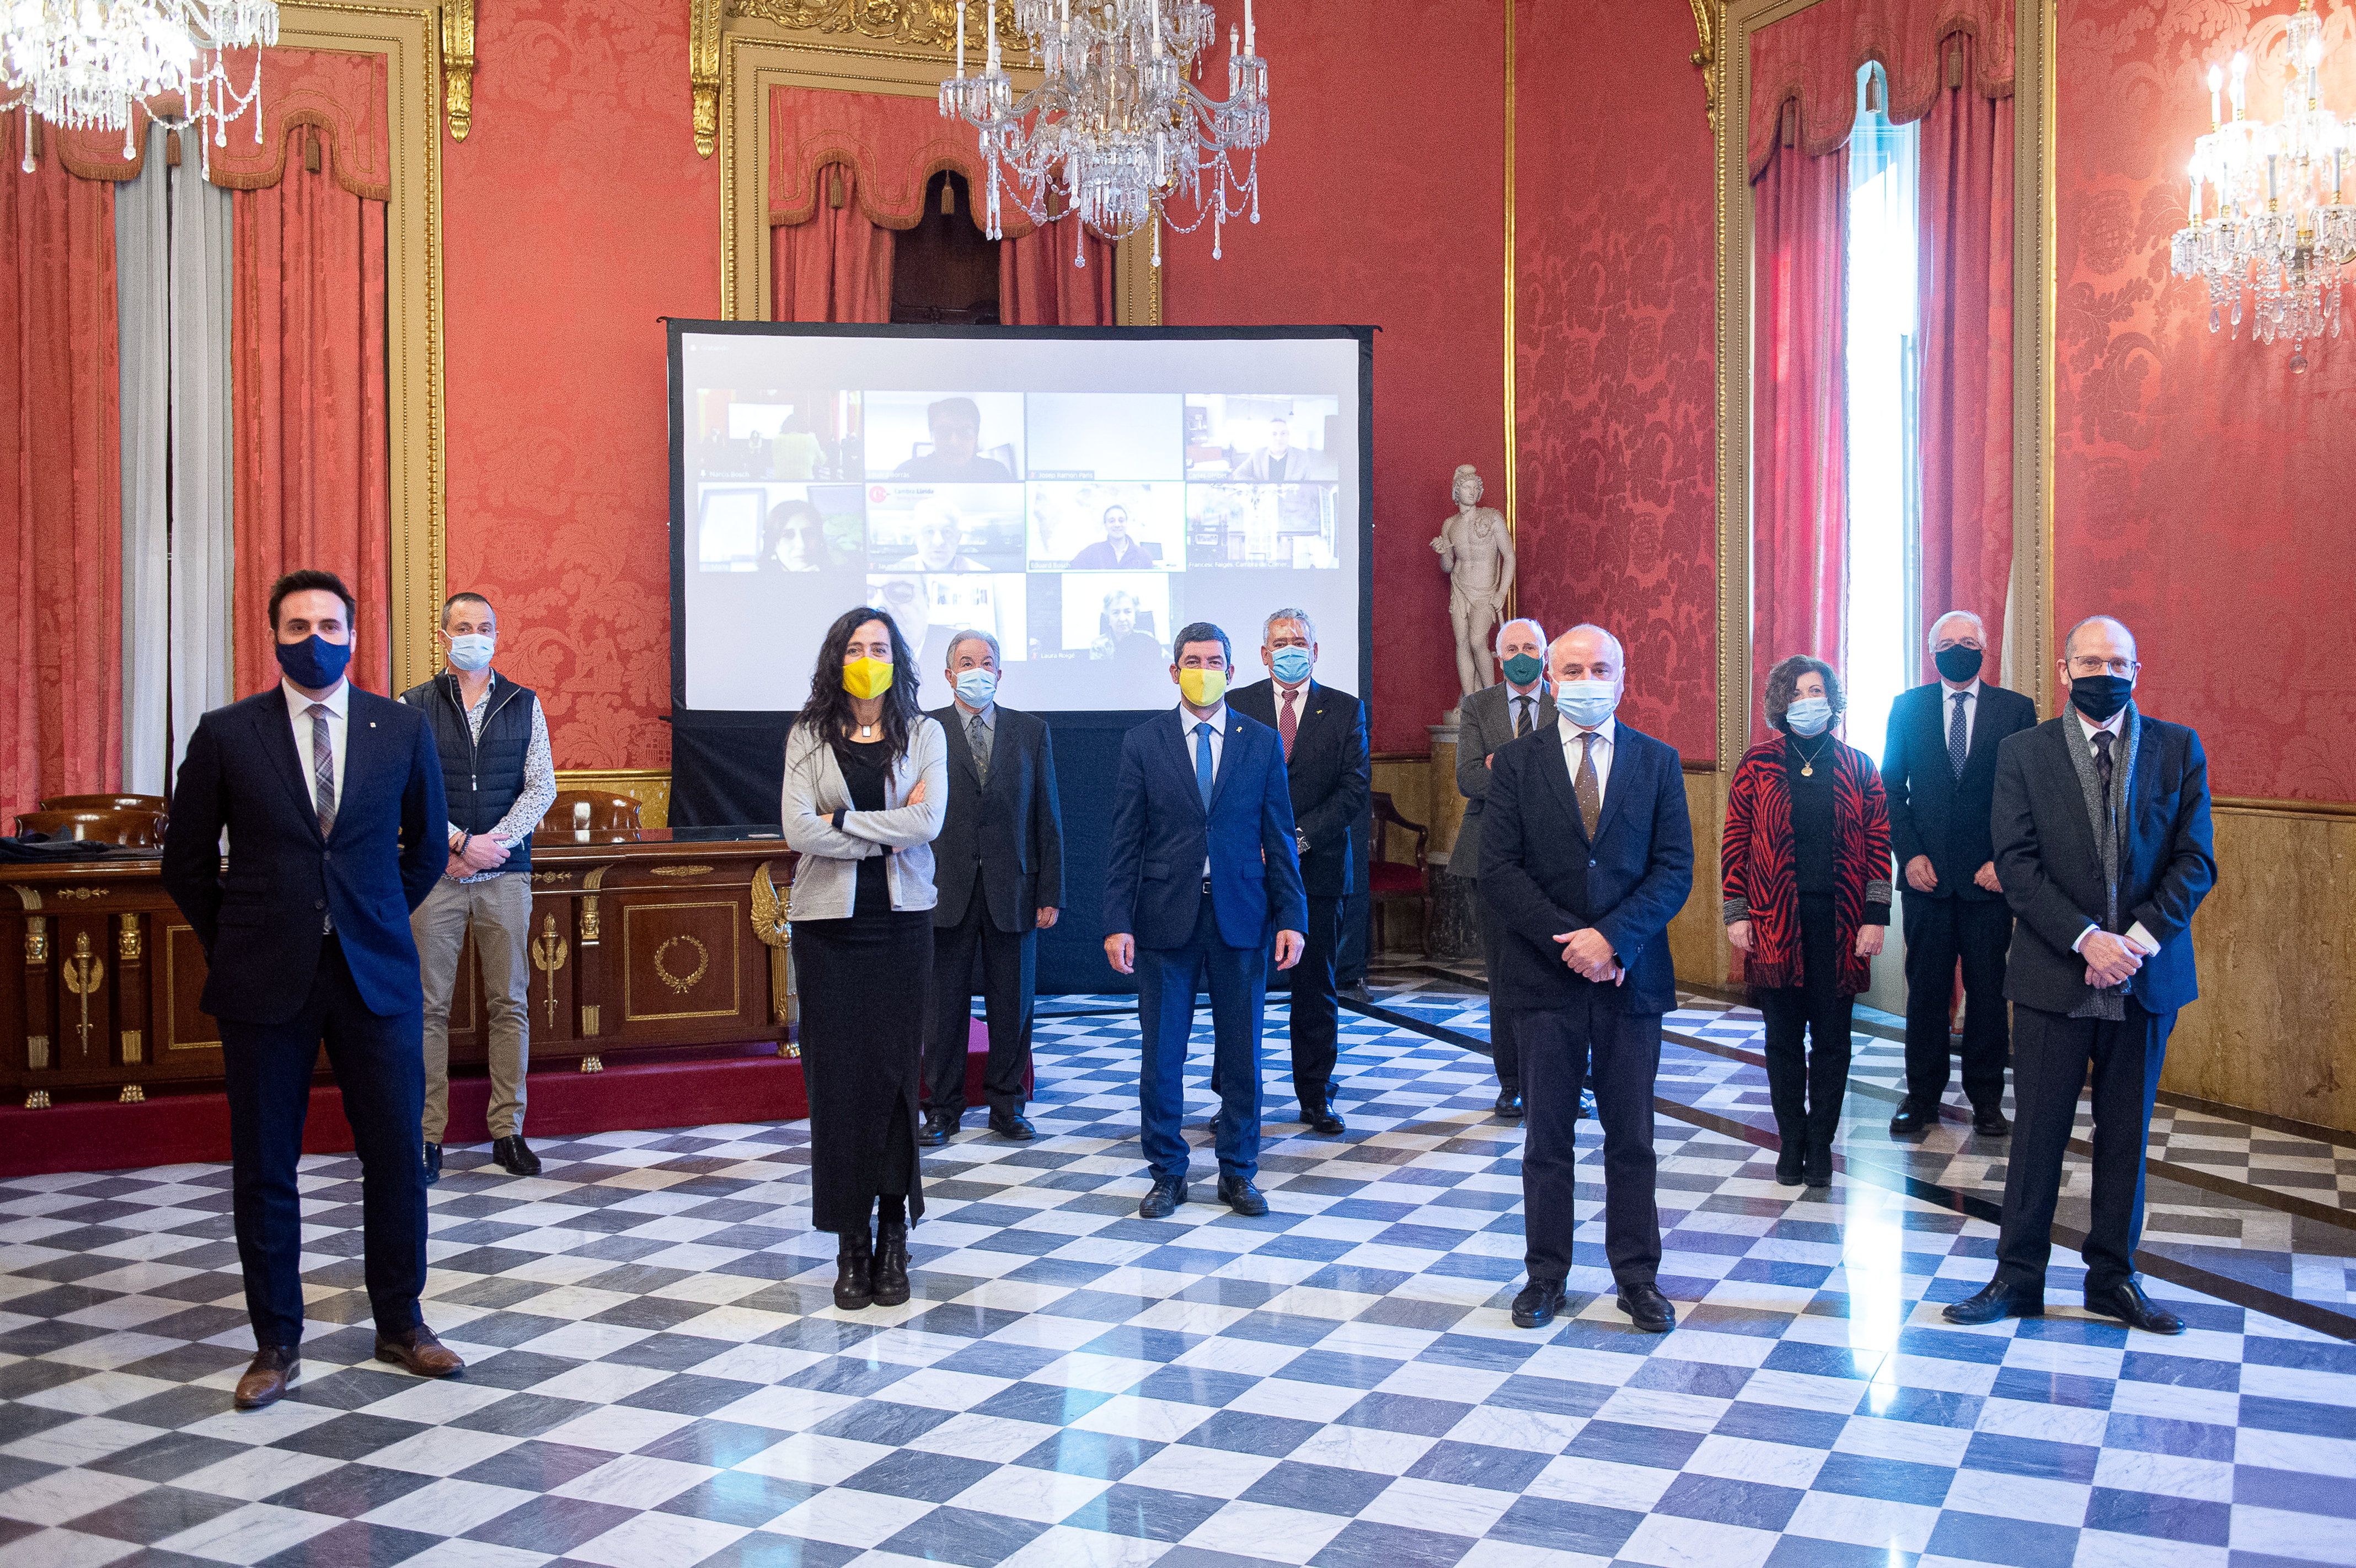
left=1563, top=715, right=1618, bottom=745
left=1941, top=678, right=1982, bottom=700
left=283, top=676, right=350, bottom=716
left=1504, top=679, right=1543, bottom=702
left=1180, top=701, right=1229, bottom=733
left=2076, top=704, right=2129, bottom=742
left=1275, top=676, right=1311, bottom=698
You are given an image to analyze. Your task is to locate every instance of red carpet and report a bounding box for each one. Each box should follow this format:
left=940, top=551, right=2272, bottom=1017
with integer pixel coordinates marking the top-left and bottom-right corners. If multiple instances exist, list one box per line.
left=0, top=1022, right=993, bottom=1178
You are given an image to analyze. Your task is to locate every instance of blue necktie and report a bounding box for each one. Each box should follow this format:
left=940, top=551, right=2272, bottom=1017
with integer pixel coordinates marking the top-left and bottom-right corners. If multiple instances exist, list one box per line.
left=1948, top=691, right=1969, bottom=778
left=1194, top=721, right=1215, bottom=811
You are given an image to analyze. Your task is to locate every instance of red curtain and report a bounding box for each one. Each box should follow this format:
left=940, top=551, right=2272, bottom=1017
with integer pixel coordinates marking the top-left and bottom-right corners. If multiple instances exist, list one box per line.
left=1750, top=133, right=1849, bottom=741
left=1747, top=0, right=2014, bottom=178
left=1, top=120, right=123, bottom=823
left=233, top=126, right=390, bottom=694
left=772, top=164, right=895, bottom=324
left=1918, top=34, right=2014, bottom=683
left=1000, top=216, right=1113, bottom=325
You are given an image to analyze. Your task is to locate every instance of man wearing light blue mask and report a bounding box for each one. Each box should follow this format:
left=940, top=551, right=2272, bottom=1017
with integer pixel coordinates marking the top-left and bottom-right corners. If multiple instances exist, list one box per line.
left=920, top=629, right=1065, bottom=1146
left=399, top=592, right=556, bottom=1183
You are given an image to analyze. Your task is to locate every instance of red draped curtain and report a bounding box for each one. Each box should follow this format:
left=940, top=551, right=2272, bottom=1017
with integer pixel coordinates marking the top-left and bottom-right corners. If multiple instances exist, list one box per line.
left=0, top=119, right=122, bottom=823
left=1000, top=215, right=1113, bottom=325
left=773, top=163, right=895, bottom=324
left=1917, top=31, right=2014, bottom=682
left=1750, top=125, right=1849, bottom=742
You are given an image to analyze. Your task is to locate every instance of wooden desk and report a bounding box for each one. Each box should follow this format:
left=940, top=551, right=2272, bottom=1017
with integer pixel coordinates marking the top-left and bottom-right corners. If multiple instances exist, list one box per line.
left=0, top=831, right=797, bottom=1108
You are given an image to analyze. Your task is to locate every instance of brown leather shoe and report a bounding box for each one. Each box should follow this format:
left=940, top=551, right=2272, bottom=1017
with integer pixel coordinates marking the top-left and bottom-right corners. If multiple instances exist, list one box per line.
left=374, top=1324, right=464, bottom=1378
left=234, top=1346, right=298, bottom=1410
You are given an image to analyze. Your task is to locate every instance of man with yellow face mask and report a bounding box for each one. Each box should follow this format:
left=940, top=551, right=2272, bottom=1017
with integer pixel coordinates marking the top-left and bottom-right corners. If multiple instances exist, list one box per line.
left=1104, top=623, right=1309, bottom=1221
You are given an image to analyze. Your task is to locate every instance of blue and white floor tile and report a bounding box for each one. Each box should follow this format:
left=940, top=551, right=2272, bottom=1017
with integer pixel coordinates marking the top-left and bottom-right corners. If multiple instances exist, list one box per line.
left=0, top=980, right=2347, bottom=1566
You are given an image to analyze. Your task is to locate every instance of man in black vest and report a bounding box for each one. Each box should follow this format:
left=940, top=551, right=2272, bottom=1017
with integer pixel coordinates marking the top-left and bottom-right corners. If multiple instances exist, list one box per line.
left=1882, top=609, right=2038, bottom=1137
left=1230, top=608, right=1370, bottom=1134
left=922, top=629, right=1065, bottom=1144
left=400, top=593, right=556, bottom=1182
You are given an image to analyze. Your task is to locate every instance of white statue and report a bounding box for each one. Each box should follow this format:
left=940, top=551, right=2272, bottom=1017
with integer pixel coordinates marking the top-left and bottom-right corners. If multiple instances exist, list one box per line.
left=1431, top=463, right=1515, bottom=698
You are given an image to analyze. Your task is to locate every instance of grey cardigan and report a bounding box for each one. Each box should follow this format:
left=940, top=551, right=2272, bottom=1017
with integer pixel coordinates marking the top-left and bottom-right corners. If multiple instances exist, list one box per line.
left=780, top=717, right=948, bottom=919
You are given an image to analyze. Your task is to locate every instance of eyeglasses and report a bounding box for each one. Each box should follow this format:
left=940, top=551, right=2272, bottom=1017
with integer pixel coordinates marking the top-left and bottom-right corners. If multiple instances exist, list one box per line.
left=2068, top=656, right=2139, bottom=677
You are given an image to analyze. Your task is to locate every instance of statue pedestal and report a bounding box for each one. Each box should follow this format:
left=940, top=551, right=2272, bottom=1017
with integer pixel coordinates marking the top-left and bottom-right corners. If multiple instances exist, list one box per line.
left=1426, top=851, right=1479, bottom=961
left=1426, top=718, right=1466, bottom=863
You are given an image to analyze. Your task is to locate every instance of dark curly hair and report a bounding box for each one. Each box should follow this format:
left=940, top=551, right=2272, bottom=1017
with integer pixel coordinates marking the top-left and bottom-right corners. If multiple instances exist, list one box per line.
left=1763, top=654, right=1844, bottom=734
left=799, top=606, right=922, bottom=767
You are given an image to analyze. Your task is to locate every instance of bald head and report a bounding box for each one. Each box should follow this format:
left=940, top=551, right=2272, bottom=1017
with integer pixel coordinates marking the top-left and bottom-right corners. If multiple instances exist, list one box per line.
left=2064, top=616, right=2137, bottom=663
left=1549, top=624, right=1626, bottom=689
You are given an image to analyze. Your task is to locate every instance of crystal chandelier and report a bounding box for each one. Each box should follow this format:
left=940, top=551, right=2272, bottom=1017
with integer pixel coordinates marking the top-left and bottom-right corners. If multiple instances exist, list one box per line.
left=939, top=0, right=1270, bottom=267
left=2173, top=0, right=2355, bottom=371
left=2, top=0, right=279, bottom=171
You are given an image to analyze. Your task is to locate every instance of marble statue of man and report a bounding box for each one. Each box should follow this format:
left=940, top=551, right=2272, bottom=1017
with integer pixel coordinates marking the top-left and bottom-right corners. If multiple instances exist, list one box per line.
left=1431, top=464, right=1515, bottom=697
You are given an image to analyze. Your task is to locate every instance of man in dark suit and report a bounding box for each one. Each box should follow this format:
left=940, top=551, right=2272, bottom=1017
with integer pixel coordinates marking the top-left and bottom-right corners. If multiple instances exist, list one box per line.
left=1882, top=609, right=2039, bottom=1138
left=1947, top=616, right=2215, bottom=1336
left=1481, top=625, right=1694, bottom=1334
left=161, top=570, right=463, bottom=1410
left=922, top=629, right=1065, bottom=1145
left=1230, top=608, right=1370, bottom=1136
left=1452, top=617, right=1553, bottom=1117
left=1105, top=622, right=1308, bottom=1219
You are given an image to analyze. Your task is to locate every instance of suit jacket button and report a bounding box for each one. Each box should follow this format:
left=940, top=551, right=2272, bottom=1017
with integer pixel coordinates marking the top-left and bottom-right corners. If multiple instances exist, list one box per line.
left=1588, top=858, right=1598, bottom=868
left=315, top=900, right=325, bottom=910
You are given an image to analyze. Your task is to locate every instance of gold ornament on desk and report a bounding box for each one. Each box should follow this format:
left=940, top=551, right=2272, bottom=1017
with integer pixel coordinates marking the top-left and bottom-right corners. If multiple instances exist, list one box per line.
left=62, top=933, right=106, bottom=1053
left=531, top=913, right=570, bottom=1028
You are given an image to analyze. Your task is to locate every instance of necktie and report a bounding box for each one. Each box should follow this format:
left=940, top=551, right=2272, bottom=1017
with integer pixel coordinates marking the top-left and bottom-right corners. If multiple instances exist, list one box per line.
left=967, top=713, right=990, bottom=787
left=1949, top=691, right=1969, bottom=778
left=1194, top=721, right=1215, bottom=811
left=2093, top=729, right=2114, bottom=798
left=1574, top=732, right=1601, bottom=839
left=309, top=703, right=337, bottom=839
left=1514, top=696, right=1532, bottom=738
left=1279, top=689, right=1299, bottom=759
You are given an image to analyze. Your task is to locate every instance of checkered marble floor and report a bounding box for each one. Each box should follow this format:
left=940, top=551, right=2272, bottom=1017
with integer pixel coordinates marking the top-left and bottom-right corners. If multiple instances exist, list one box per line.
left=0, top=994, right=2351, bottom=1567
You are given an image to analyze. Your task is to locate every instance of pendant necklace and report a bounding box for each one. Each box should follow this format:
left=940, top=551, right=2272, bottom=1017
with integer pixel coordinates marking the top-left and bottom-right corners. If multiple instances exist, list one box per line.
left=1794, top=736, right=1830, bottom=777
left=857, top=724, right=875, bottom=739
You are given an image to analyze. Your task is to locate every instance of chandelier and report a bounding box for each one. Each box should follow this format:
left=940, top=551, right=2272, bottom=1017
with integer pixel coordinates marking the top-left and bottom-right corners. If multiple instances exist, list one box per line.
left=939, top=0, right=1269, bottom=267
left=3, top=0, right=278, bottom=170
left=2173, top=0, right=2355, bottom=371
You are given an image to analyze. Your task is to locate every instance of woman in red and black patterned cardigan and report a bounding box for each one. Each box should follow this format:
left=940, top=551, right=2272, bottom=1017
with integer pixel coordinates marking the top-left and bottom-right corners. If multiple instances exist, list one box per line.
left=1722, top=656, right=1893, bottom=1189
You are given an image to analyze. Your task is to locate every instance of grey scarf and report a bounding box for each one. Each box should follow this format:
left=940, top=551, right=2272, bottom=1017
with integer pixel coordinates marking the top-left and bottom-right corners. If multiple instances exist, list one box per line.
left=2061, top=703, right=2139, bottom=1021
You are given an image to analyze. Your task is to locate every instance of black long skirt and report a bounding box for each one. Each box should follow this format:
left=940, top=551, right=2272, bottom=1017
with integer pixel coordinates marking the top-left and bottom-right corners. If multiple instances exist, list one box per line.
left=794, top=911, right=932, bottom=1234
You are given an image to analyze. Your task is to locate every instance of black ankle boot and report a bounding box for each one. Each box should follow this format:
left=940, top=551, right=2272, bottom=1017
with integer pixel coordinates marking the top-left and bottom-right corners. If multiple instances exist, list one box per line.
left=1773, top=1121, right=1805, bottom=1186
left=833, top=1231, right=874, bottom=1310
left=871, top=1217, right=911, bottom=1307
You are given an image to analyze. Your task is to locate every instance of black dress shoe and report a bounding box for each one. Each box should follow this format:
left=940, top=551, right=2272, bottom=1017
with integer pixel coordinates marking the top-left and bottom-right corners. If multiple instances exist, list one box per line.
left=833, top=1233, right=874, bottom=1310
left=919, top=1111, right=956, bottom=1148
left=1803, top=1148, right=1834, bottom=1189
left=1138, top=1178, right=1186, bottom=1219
left=1617, top=1282, right=1677, bottom=1333
left=1511, top=1278, right=1567, bottom=1329
left=491, top=1135, right=540, bottom=1177
left=1972, top=1104, right=2012, bottom=1137
left=1888, top=1099, right=1934, bottom=1138
left=1943, top=1278, right=2044, bottom=1325
left=870, top=1219, right=911, bottom=1307
left=1774, top=1144, right=1805, bottom=1186
left=422, top=1143, right=441, bottom=1186
left=1217, top=1176, right=1269, bottom=1217
left=988, top=1112, right=1036, bottom=1142
left=1302, top=1099, right=1346, bottom=1136
left=1493, top=1089, right=1524, bottom=1120
left=2085, top=1279, right=2184, bottom=1335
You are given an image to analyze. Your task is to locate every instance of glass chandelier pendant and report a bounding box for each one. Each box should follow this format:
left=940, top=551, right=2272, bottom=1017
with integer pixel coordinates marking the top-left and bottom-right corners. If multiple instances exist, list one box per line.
left=940, top=0, right=1271, bottom=266
left=2, top=0, right=280, bottom=173
left=2173, top=0, right=2354, bottom=371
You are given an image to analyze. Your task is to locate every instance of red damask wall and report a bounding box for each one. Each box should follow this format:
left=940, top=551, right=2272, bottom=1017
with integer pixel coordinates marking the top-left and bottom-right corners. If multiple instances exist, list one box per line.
left=441, top=0, right=717, bottom=769
left=1512, top=0, right=1720, bottom=762
left=2055, top=0, right=2356, bottom=802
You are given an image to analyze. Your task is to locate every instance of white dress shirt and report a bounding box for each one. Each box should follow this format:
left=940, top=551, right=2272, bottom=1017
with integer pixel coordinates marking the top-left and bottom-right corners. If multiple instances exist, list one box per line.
left=282, top=676, right=350, bottom=810
left=1182, top=700, right=1229, bottom=875
left=1559, top=714, right=1616, bottom=810
left=2068, top=704, right=2157, bottom=957
left=1940, top=678, right=1982, bottom=753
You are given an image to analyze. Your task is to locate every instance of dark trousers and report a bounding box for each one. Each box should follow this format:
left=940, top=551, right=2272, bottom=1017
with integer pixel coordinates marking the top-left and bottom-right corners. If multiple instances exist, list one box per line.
left=1757, top=894, right=1853, bottom=1168
left=1137, top=896, right=1267, bottom=1184
left=1282, top=895, right=1343, bottom=1110
left=1521, top=989, right=1662, bottom=1287
left=1901, top=892, right=2013, bottom=1109
left=1477, top=896, right=1522, bottom=1094
left=217, top=936, right=426, bottom=1351
left=1996, top=999, right=2173, bottom=1295
left=922, top=879, right=1036, bottom=1120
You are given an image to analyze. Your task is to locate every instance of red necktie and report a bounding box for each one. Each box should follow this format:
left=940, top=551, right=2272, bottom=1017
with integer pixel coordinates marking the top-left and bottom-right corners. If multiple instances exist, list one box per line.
left=1279, top=689, right=1299, bottom=759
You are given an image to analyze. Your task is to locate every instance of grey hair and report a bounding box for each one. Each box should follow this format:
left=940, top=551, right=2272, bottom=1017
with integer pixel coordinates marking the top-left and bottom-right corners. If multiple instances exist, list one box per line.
left=1550, top=623, right=1626, bottom=667
left=944, top=628, right=1002, bottom=668
left=1493, top=617, right=1546, bottom=654
left=1927, top=609, right=1986, bottom=647
left=1262, top=607, right=1315, bottom=645
left=2064, top=614, right=2138, bottom=661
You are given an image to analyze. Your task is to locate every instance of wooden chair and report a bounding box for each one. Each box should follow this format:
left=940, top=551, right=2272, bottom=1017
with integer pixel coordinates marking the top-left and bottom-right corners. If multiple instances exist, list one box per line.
left=1368, top=791, right=1432, bottom=958
left=15, top=809, right=168, bottom=849
left=41, top=793, right=168, bottom=814
left=538, top=789, right=644, bottom=834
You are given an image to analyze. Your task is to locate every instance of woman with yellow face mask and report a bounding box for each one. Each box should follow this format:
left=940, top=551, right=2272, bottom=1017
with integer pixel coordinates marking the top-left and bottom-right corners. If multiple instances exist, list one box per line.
left=781, top=606, right=949, bottom=1310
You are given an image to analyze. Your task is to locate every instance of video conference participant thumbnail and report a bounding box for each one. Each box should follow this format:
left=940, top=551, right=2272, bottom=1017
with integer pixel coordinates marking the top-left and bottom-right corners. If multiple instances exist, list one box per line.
left=1184, top=394, right=1342, bottom=483
left=695, top=484, right=865, bottom=574
left=1025, top=572, right=1170, bottom=672
left=870, top=486, right=1025, bottom=572
left=869, top=392, right=1024, bottom=483
left=694, top=389, right=863, bottom=482
left=1185, top=484, right=1340, bottom=570
left=1028, top=483, right=1185, bottom=572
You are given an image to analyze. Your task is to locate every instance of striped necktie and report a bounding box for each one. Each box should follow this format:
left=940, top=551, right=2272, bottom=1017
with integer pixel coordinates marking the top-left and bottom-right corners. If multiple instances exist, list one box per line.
left=309, top=703, right=337, bottom=838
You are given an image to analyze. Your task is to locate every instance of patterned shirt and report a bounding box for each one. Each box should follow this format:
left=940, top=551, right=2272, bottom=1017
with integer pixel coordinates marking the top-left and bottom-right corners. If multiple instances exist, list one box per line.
left=445, top=683, right=557, bottom=883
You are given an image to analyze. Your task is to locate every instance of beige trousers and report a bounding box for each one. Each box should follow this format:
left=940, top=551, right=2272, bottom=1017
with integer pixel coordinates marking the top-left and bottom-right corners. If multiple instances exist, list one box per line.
left=413, top=873, right=532, bottom=1142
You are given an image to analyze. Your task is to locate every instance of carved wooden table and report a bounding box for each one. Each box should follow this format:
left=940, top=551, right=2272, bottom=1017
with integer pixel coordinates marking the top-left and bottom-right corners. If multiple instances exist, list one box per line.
left=0, top=830, right=799, bottom=1108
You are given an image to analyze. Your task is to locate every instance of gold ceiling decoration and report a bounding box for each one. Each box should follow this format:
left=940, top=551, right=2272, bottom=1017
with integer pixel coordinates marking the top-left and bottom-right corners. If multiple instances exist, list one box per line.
left=726, top=0, right=1014, bottom=52
left=692, top=0, right=724, bottom=154
left=441, top=0, right=475, bottom=140
left=1689, top=0, right=1717, bottom=127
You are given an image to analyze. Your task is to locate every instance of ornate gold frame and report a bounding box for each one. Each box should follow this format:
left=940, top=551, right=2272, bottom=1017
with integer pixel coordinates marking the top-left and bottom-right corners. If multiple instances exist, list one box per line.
left=712, top=3, right=1151, bottom=324
left=1711, top=0, right=2055, bottom=772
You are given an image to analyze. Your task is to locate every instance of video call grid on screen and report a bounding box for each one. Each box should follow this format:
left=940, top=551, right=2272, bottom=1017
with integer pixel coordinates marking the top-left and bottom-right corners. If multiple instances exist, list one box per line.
left=670, top=326, right=1370, bottom=715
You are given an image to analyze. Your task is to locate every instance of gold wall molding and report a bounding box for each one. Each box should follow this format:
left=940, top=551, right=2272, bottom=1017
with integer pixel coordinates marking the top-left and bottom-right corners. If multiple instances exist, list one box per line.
left=693, top=0, right=725, bottom=155
left=1502, top=0, right=1518, bottom=604
left=729, top=0, right=1010, bottom=49
left=441, top=0, right=475, bottom=141
left=1689, top=0, right=1717, bottom=126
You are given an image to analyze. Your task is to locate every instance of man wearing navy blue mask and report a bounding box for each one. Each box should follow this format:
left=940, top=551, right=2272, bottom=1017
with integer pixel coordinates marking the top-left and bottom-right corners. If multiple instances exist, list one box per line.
left=162, top=570, right=459, bottom=1410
